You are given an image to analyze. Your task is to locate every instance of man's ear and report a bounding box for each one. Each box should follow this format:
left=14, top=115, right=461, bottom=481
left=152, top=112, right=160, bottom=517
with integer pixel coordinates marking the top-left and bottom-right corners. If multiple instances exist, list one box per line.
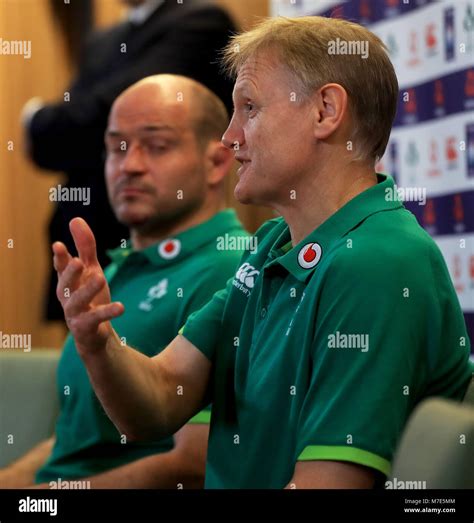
left=312, top=83, right=349, bottom=141
left=204, top=140, right=235, bottom=186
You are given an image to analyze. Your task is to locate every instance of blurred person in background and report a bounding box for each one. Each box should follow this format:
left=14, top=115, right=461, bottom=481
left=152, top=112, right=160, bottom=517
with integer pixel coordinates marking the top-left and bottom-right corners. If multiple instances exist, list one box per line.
left=22, top=0, right=236, bottom=321
left=1, top=74, right=248, bottom=489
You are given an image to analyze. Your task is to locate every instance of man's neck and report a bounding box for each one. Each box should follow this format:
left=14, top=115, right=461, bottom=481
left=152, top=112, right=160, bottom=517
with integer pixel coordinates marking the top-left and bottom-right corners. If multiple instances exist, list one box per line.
left=130, top=201, right=226, bottom=250
left=275, top=166, right=378, bottom=247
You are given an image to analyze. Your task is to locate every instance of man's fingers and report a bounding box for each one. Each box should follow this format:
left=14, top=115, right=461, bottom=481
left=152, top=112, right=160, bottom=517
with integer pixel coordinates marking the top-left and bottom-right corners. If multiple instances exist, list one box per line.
left=93, top=302, right=124, bottom=323
left=68, top=302, right=125, bottom=335
left=56, top=257, right=84, bottom=303
left=69, top=217, right=100, bottom=267
left=63, top=272, right=108, bottom=317
left=52, top=242, right=72, bottom=275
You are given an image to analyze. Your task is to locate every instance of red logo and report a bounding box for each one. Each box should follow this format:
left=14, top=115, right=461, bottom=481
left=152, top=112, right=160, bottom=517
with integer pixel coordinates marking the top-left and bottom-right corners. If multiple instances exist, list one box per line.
left=446, top=137, right=458, bottom=162
left=453, top=195, right=464, bottom=222
left=425, top=24, right=437, bottom=50
left=465, top=70, right=474, bottom=97
left=158, top=239, right=181, bottom=259
left=405, top=89, right=417, bottom=113
left=434, top=80, right=444, bottom=106
left=360, top=0, right=371, bottom=18
left=424, top=199, right=436, bottom=226
left=298, top=243, right=322, bottom=269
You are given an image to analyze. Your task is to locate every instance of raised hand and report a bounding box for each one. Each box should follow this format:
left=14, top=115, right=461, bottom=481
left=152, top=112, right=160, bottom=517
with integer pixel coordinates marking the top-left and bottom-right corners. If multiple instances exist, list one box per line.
left=53, top=218, right=124, bottom=356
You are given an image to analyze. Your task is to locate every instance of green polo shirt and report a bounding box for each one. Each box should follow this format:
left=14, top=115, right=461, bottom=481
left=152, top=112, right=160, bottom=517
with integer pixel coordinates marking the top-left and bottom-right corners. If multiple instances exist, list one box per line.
left=36, top=209, right=249, bottom=483
left=181, top=174, right=473, bottom=489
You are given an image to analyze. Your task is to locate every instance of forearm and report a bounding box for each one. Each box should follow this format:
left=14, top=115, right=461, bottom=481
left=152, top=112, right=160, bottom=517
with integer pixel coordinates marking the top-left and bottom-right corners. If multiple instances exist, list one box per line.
left=286, top=461, right=376, bottom=489
left=0, top=437, right=55, bottom=488
left=85, top=450, right=204, bottom=489
left=81, top=330, right=173, bottom=442
left=31, top=423, right=209, bottom=490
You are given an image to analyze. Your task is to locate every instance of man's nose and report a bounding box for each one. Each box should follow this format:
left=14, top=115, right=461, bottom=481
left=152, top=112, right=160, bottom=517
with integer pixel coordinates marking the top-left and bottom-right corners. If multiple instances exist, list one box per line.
left=120, top=143, right=146, bottom=175
left=222, top=117, right=244, bottom=150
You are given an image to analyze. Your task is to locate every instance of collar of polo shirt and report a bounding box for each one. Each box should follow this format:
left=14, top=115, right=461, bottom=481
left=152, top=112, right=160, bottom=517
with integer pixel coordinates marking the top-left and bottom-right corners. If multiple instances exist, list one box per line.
left=106, top=209, right=242, bottom=268
left=268, top=174, right=403, bottom=282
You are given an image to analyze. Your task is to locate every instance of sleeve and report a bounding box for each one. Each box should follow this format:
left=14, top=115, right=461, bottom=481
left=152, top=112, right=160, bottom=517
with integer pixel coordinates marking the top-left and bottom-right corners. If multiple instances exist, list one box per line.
left=179, top=219, right=279, bottom=360
left=295, top=241, right=471, bottom=477
left=179, top=256, right=241, bottom=423
left=178, top=276, right=233, bottom=362
left=187, top=405, right=212, bottom=425
left=178, top=248, right=245, bottom=329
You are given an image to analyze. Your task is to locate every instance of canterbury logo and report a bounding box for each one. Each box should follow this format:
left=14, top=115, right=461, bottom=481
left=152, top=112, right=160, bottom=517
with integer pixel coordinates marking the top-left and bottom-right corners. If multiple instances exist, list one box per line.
left=233, top=262, right=260, bottom=296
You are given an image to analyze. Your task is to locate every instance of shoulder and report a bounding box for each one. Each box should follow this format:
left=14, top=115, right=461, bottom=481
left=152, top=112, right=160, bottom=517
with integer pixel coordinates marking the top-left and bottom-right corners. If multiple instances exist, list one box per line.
left=192, top=231, right=250, bottom=283
left=142, top=1, right=235, bottom=35
left=327, top=209, right=445, bottom=293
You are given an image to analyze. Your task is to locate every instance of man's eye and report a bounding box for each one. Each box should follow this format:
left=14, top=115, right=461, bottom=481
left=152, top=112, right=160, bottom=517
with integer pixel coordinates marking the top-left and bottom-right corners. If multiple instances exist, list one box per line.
left=245, top=102, right=255, bottom=113
left=146, top=143, right=167, bottom=153
left=107, top=144, right=125, bottom=154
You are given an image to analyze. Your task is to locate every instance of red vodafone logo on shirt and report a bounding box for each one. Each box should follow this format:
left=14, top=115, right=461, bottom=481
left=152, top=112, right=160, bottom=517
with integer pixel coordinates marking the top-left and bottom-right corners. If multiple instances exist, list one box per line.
left=297, top=242, right=322, bottom=269
left=158, top=239, right=181, bottom=259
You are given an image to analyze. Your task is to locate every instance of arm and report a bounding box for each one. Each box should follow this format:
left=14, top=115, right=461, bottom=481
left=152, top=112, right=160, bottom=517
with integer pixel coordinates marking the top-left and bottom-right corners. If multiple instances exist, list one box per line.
left=53, top=218, right=212, bottom=442
left=83, top=423, right=208, bottom=489
left=32, top=423, right=209, bottom=489
left=0, top=437, right=55, bottom=488
left=285, top=461, right=375, bottom=489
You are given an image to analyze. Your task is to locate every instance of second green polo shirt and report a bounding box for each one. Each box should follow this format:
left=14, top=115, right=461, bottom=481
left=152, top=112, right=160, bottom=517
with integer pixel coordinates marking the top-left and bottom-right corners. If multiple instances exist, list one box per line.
left=181, top=174, right=473, bottom=489
left=36, top=209, right=249, bottom=483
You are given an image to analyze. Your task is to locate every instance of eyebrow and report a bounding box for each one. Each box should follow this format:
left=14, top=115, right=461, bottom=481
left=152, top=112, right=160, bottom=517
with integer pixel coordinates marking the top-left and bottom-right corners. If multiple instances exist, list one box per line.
left=105, top=125, right=177, bottom=137
left=233, top=84, right=252, bottom=97
left=232, top=82, right=258, bottom=108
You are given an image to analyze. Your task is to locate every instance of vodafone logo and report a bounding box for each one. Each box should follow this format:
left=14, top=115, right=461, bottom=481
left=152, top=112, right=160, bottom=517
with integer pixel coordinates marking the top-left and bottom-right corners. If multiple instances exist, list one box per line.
left=158, top=239, right=181, bottom=259
left=234, top=262, right=260, bottom=291
left=297, top=242, right=322, bottom=269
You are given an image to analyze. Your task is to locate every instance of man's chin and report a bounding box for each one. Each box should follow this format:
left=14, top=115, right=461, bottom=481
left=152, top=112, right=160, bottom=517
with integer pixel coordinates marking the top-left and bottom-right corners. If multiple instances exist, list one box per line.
left=234, top=180, right=260, bottom=206
left=115, top=209, right=151, bottom=228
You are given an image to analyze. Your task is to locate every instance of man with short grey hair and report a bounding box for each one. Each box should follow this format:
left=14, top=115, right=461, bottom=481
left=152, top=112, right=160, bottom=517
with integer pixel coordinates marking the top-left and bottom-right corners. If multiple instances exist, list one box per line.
left=49, top=17, right=472, bottom=489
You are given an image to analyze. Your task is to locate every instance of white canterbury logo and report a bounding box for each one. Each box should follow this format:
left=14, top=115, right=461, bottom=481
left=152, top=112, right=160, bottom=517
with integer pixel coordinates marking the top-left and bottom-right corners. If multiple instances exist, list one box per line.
left=139, top=278, right=168, bottom=311
left=233, top=262, right=260, bottom=296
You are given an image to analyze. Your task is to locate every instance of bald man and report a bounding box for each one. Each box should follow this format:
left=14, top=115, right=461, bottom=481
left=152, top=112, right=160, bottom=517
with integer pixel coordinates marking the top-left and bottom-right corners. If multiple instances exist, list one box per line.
left=0, top=75, right=249, bottom=489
